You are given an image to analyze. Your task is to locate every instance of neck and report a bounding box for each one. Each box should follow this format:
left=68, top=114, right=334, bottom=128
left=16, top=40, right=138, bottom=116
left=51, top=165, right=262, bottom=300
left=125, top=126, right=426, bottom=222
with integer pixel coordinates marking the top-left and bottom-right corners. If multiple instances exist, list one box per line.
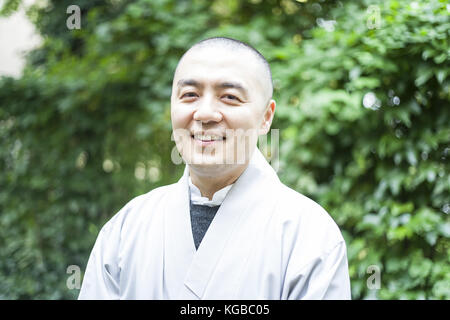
left=189, top=164, right=248, bottom=200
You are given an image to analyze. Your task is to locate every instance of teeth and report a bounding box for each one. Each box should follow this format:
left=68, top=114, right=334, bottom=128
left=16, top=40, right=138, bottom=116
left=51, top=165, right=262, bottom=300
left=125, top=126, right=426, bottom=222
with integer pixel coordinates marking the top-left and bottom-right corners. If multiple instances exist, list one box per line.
left=194, top=134, right=223, bottom=141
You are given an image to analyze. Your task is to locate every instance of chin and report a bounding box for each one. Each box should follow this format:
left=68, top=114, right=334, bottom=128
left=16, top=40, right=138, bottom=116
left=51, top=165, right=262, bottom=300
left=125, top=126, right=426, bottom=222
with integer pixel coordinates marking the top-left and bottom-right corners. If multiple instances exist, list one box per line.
left=189, top=152, right=226, bottom=166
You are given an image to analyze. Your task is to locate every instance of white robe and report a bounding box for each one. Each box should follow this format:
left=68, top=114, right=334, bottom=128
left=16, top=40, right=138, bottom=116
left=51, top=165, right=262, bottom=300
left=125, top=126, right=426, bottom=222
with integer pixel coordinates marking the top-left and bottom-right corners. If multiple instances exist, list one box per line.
left=78, top=148, right=351, bottom=300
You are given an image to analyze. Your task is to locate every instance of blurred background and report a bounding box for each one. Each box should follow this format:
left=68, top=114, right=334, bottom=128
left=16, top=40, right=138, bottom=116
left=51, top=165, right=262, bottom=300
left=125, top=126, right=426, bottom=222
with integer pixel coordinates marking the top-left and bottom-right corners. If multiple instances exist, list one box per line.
left=0, top=0, right=448, bottom=299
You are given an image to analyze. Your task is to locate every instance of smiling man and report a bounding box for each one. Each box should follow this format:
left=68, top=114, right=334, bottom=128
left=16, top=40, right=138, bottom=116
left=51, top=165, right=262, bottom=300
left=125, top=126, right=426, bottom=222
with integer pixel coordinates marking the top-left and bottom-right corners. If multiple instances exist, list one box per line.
left=171, top=38, right=275, bottom=200
left=78, top=37, right=351, bottom=300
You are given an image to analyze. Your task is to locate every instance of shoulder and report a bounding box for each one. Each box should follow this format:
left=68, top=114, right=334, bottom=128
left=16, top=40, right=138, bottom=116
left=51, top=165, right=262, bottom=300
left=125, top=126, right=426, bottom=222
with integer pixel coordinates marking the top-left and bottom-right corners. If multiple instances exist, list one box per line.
left=97, top=183, right=174, bottom=239
left=85, top=183, right=177, bottom=266
left=274, top=183, right=345, bottom=256
left=275, top=183, right=337, bottom=225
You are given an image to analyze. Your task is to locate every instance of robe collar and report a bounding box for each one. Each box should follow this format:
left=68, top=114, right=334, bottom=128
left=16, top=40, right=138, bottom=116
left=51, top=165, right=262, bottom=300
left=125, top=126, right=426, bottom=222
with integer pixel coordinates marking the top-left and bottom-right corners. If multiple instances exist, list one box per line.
left=163, top=147, right=279, bottom=299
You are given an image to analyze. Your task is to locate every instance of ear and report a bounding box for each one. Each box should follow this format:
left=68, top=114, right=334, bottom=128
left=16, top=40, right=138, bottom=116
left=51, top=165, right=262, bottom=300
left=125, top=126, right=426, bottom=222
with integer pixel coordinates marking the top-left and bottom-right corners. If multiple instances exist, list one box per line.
left=259, top=99, right=276, bottom=135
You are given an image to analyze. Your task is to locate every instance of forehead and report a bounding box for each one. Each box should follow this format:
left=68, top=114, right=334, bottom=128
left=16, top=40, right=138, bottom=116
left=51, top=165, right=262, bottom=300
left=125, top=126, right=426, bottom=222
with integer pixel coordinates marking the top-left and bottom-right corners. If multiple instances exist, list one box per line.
left=174, top=46, right=265, bottom=92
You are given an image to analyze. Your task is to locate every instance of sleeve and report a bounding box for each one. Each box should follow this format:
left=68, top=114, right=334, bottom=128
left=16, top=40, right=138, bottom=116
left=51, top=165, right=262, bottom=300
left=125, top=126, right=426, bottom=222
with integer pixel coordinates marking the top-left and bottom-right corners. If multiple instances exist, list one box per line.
left=283, top=241, right=352, bottom=300
left=78, top=220, right=121, bottom=300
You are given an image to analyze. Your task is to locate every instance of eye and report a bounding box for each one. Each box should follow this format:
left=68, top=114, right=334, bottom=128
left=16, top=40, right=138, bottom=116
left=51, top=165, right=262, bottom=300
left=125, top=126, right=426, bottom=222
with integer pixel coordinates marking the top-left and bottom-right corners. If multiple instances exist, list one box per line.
left=180, top=92, right=198, bottom=99
left=222, top=94, right=241, bottom=102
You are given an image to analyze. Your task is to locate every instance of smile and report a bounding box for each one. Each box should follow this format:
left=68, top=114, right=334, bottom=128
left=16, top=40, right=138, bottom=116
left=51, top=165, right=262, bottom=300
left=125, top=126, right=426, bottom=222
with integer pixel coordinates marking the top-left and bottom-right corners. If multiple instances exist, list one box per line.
left=191, top=133, right=226, bottom=147
left=192, top=134, right=225, bottom=141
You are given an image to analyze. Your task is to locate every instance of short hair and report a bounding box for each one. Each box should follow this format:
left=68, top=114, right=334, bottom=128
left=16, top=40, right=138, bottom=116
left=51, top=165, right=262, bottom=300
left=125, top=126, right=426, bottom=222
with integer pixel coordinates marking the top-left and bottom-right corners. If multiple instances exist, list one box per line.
left=176, top=36, right=273, bottom=101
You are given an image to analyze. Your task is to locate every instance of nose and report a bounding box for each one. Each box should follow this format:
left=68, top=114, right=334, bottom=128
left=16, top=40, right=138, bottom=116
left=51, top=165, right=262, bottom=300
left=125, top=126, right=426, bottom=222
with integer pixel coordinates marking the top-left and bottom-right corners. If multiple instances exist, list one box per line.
left=193, top=94, right=223, bottom=123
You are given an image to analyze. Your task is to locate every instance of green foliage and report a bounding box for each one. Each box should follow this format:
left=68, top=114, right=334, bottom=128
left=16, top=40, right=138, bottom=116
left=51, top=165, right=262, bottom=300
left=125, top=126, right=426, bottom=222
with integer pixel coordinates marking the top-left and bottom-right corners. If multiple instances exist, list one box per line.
left=0, top=0, right=448, bottom=299
left=272, top=0, right=450, bottom=299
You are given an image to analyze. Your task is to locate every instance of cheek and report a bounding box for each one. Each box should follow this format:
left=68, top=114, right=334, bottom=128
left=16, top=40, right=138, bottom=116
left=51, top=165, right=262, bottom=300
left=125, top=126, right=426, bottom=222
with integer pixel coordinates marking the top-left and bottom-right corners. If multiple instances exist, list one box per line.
left=171, top=105, right=193, bottom=129
left=223, top=110, right=260, bottom=147
left=224, top=108, right=260, bottom=130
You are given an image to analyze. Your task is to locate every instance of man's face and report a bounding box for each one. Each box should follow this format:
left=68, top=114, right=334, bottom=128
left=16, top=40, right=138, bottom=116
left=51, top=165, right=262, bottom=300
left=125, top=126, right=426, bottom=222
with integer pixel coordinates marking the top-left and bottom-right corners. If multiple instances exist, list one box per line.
left=171, top=46, right=273, bottom=170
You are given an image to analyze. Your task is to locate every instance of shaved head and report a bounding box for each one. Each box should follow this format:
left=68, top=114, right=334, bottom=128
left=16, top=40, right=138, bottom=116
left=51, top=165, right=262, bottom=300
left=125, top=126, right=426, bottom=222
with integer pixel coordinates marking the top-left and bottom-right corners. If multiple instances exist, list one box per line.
left=171, top=36, right=277, bottom=177
left=174, top=37, right=273, bottom=105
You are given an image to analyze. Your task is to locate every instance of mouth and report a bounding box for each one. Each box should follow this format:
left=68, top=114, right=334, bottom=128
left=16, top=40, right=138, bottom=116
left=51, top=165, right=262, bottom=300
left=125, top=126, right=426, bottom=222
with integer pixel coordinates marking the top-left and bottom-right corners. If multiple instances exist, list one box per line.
left=191, top=133, right=226, bottom=146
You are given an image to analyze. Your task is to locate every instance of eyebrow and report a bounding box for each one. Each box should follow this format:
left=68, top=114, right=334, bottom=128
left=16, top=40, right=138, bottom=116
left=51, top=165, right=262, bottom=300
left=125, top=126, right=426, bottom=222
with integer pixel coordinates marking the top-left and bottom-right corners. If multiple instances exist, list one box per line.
left=177, top=79, right=249, bottom=99
left=217, top=82, right=248, bottom=98
left=177, top=79, right=202, bottom=89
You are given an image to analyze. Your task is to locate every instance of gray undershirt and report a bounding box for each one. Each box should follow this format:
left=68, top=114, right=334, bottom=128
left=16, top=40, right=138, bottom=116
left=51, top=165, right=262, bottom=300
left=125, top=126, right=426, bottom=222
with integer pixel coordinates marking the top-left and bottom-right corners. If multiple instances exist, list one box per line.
left=189, top=201, right=220, bottom=250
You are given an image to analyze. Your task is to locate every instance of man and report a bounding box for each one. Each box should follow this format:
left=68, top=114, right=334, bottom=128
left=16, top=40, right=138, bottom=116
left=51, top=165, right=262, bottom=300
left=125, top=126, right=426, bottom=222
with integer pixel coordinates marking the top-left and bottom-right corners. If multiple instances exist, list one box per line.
left=78, top=37, right=351, bottom=299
